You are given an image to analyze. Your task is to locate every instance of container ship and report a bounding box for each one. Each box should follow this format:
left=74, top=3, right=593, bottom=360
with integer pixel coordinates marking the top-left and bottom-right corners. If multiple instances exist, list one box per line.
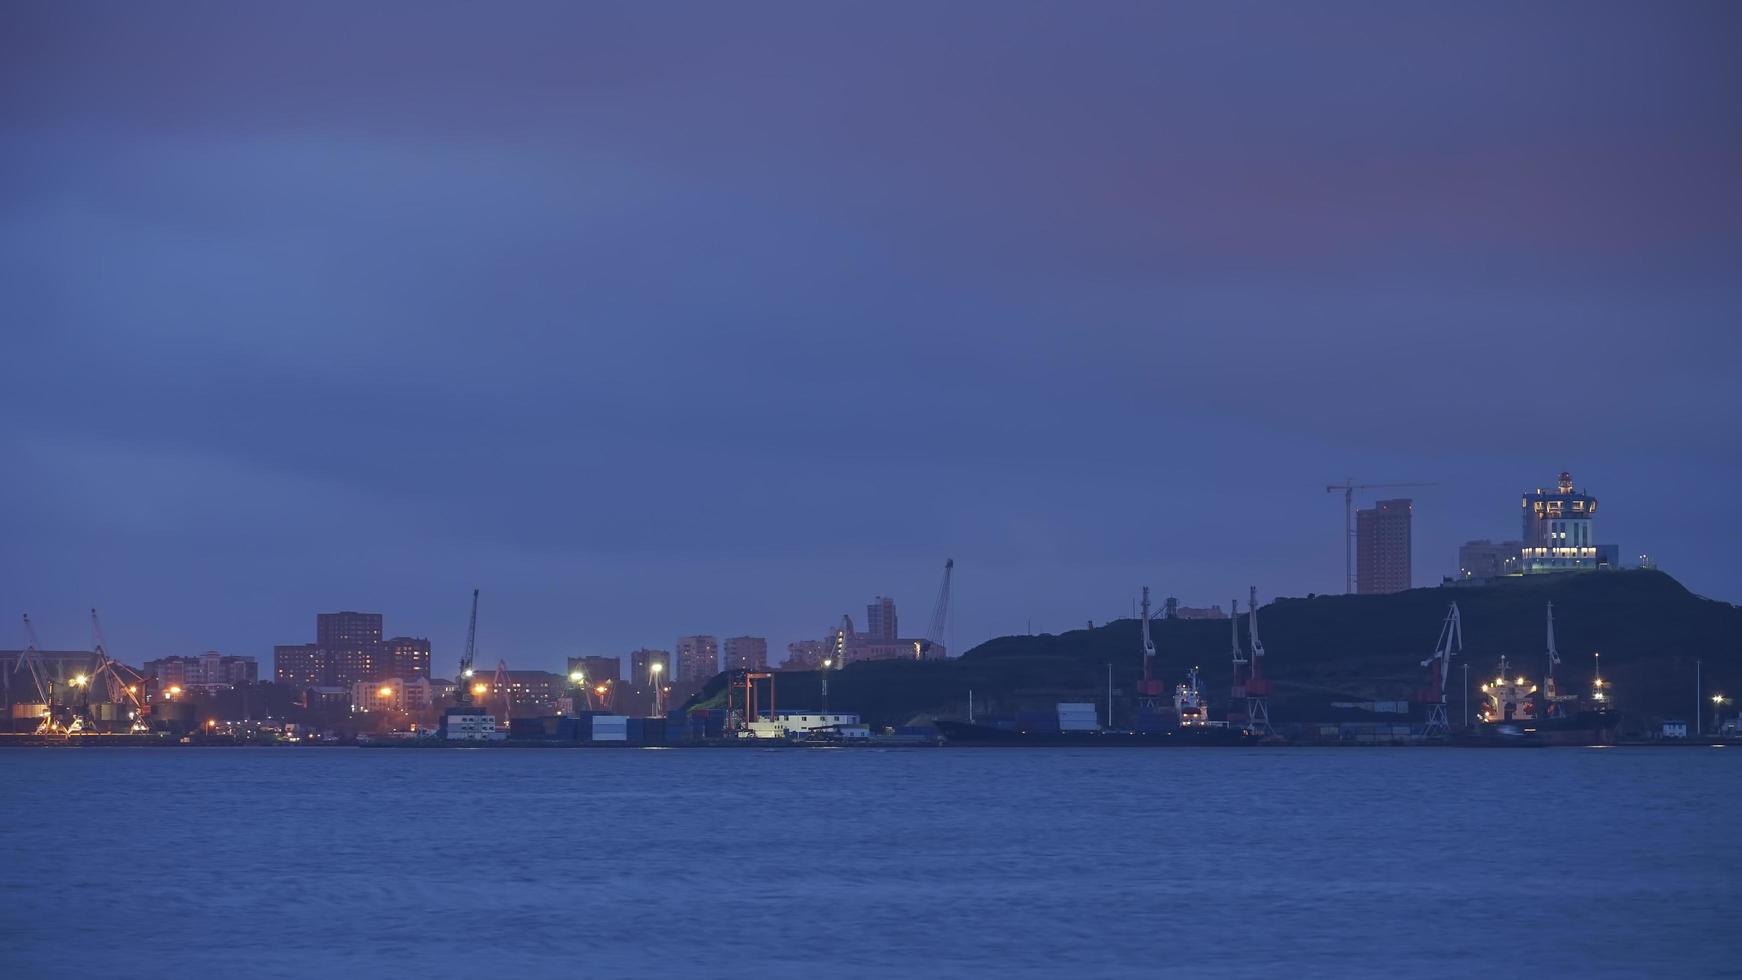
left=1477, top=602, right=1617, bottom=745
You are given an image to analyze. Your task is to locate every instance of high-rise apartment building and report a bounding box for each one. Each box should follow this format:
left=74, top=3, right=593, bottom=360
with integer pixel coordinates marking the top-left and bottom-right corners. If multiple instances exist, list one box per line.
left=866, top=597, right=898, bottom=642
left=675, top=635, right=719, bottom=683
left=1355, top=498, right=1412, bottom=595
left=317, top=612, right=383, bottom=686
left=722, top=636, right=768, bottom=671
left=276, top=612, right=428, bottom=689
left=629, top=648, right=671, bottom=686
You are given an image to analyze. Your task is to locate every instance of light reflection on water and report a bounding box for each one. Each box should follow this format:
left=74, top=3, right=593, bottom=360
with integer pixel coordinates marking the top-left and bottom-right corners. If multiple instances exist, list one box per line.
left=0, top=747, right=1735, bottom=979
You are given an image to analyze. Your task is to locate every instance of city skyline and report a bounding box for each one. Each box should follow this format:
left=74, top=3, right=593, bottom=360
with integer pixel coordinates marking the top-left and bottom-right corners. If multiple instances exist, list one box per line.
left=4, top=3, right=1738, bottom=671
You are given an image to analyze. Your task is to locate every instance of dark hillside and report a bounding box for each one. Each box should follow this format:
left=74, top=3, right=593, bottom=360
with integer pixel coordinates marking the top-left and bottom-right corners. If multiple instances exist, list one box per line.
left=688, top=571, right=1740, bottom=729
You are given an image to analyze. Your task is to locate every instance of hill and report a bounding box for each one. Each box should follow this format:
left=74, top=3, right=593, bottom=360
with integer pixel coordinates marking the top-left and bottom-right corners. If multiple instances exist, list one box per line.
left=688, top=570, right=1740, bottom=730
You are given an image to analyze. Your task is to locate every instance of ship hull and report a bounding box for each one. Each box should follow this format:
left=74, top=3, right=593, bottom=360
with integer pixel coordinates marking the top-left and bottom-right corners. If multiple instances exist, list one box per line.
left=1475, top=710, right=1618, bottom=746
left=936, top=720, right=1260, bottom=747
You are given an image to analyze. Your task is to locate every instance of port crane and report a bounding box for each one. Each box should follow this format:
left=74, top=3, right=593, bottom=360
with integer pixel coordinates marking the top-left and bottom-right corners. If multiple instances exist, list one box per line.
left=493, top=660, right=512, bottom=726
left=1136, top=587, right=1165, bottom=710
left=15, top=614, right=57, bottom=733
left=918, top=558, right=954, bottom=659
left=88, top=609, right=149, bottom=732
left=455, top=589, right=480, bottom=705
left=1325, top=479, right=1437, bottom=593
left=1242, top=587, right=1272, bottom=735
left=1417, top=602, right=1461, bottom=739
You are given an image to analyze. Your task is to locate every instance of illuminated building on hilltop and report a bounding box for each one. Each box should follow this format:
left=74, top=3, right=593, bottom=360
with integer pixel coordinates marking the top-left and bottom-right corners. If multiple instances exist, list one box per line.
left=1520, top=472, right=1606, bottom=573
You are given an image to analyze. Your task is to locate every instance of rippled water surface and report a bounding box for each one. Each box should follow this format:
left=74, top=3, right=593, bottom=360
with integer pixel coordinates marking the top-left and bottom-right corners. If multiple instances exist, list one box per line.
left=2, top=746, right=1736, bottom=978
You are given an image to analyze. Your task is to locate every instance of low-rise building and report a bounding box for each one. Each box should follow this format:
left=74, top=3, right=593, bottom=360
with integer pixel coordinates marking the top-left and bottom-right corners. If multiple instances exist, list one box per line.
left=350, top=676, right=433, bottom=713
left=745, top=710, right=862, bottom=738
left=1457, top=539, right=1524, bottom=580
left=145, top=653, right=258, bottom=693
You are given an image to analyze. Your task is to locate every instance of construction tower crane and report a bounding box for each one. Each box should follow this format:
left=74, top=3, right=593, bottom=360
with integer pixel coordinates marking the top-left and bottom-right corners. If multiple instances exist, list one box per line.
left=919, top=559, right=954, bottom=659
left=456, top=589, right=480, bottom=705
left=1325, top=479, right=1438, bottom=593
left=1416, top=602, right=1462, bottom=739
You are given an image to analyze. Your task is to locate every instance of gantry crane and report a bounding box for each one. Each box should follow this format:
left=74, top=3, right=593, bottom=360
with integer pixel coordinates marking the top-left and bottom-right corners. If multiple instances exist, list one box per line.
left=1325, top=479, right=1437, bottom=593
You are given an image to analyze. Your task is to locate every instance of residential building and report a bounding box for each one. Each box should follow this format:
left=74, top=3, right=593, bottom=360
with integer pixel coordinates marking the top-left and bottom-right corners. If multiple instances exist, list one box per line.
left=629, top=649, right=671, bottom=686
left=350, top=676, right=433, bottom=713
left=276, top=612, right=428, bottom=689
left=380, top=636, right=431, bottom=679
left=274, top=644, right=326, bottom=687
left=1356, top=498, right=1413, bottom=595
left=143, top=653, right=258, bottom=692
left=566, top=655, right=621, bottom=684
left=485, top=670, right=568, bottom=714
left=782, top=640, right=829, bottom=670
left=1458, top=539, right=1524, bottom=580
left=675, top=635, right=719, bottom=683
left=722, top=636, right=769, bottom=671
left=866, top=597, right=898, bottom=642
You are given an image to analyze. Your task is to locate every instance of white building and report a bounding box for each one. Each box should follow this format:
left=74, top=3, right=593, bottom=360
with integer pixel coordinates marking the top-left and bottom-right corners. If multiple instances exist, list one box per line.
left=745, top=711, right=862, bottom=739
left=443, top=710, right=505, bottom=741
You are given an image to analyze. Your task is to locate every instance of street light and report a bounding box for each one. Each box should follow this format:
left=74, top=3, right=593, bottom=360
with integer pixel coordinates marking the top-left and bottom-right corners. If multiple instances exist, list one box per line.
left=1713, top=694, right=1730, bottom=735
left=821, top=659, right=832, bottom=712
left=649, top=662, right=665, bottom=716
left=569, top=670, right=584, bottom=685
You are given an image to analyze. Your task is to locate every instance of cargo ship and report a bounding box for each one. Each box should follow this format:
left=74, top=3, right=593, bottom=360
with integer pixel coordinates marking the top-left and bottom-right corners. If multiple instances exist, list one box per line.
left=936, top=681, right=1260, bottom=747
left=1477, top=602, right=1617, bottom=745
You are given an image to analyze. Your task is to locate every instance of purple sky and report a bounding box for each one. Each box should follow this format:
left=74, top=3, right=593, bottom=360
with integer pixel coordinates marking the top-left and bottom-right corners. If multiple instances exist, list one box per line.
left=3, top=1, right=1738, bottom=671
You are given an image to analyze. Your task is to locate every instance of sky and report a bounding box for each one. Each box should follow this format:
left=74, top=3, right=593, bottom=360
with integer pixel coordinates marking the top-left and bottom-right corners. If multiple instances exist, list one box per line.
left=2, top=1, right=1739, bottom=672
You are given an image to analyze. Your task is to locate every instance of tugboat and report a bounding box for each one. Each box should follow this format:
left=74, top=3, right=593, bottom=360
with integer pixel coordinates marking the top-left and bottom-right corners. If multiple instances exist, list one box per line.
left=1478, top=602, right=1616, bottom=745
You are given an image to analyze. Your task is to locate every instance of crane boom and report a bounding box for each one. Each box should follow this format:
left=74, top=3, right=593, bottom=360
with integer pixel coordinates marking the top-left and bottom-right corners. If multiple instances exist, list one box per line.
left=457, top=589, right=479, bottom=705
left=15, top=614, right=51, bottom=706
left=919, top=559, right=953, bottom=658
left=1325, top=479, right=1438, bottom=594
